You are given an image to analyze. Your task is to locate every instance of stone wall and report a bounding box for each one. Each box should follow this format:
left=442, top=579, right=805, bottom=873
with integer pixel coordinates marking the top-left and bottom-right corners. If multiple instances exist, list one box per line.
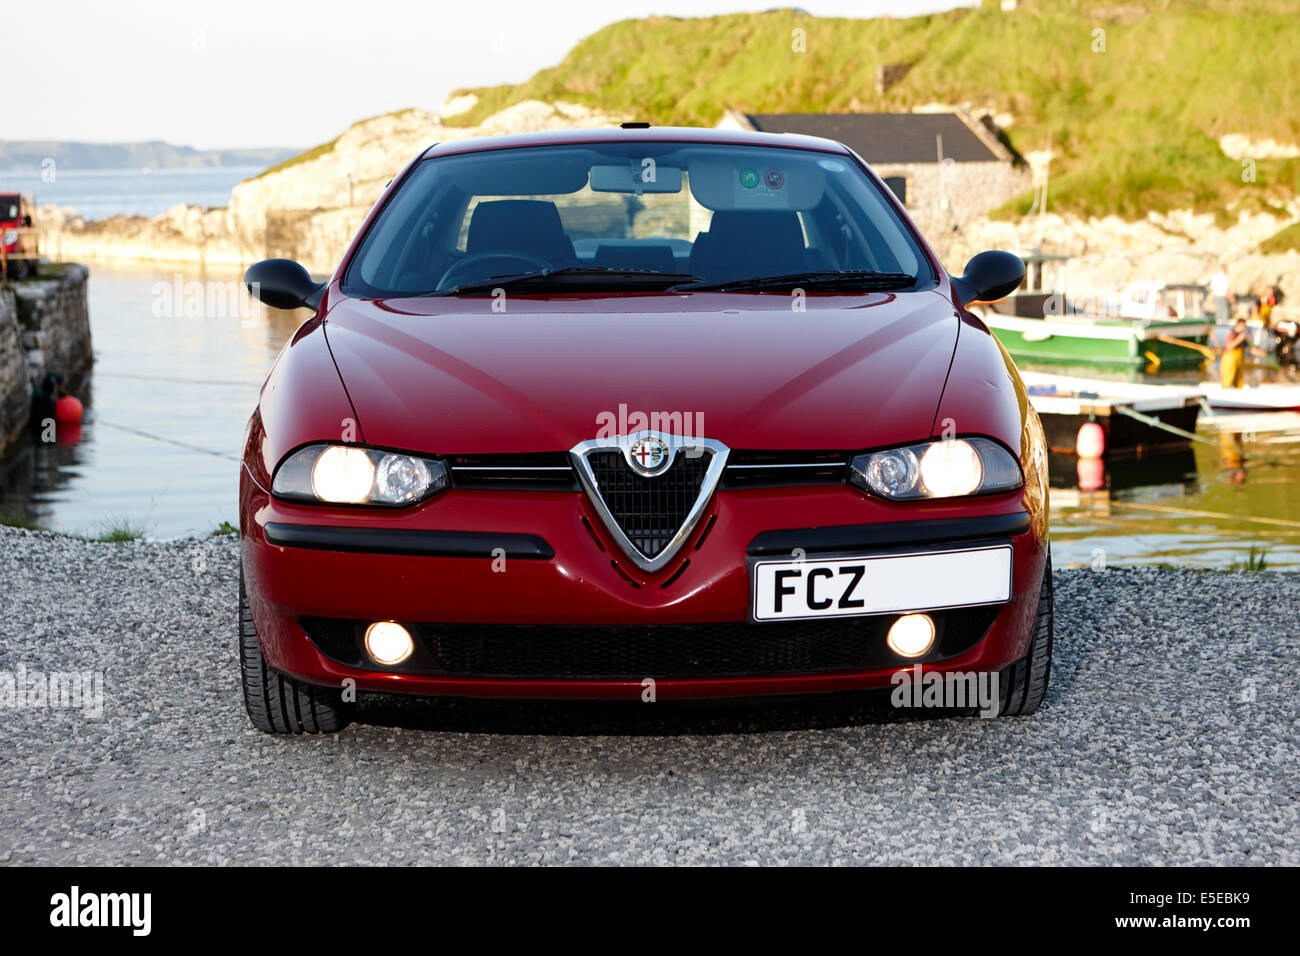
left=0, top=264, right=92, bottom=451
left=0, top=291, right=27, bottom=447
left=876, top=160, right=1032, bottom=238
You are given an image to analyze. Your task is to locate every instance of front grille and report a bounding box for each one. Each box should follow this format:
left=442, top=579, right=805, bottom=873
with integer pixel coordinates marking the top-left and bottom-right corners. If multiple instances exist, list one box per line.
left=300, top=608, right=1000, bottom=679
left=722, top=450, right=850, bottom=488
left=446, top=449, right=850, bottom=493
left=586, top=450, right=712, bottom=557
left=447, top=452, right=577, bottom=491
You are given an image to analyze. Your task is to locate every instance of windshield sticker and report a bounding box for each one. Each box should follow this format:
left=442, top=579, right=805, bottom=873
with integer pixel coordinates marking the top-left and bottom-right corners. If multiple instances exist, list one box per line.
left=733, top=167, right=792, bottom=209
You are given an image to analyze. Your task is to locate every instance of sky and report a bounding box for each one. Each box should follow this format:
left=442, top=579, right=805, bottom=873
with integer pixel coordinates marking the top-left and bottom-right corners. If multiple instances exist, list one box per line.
left=11, top=0, right=973, bottom=151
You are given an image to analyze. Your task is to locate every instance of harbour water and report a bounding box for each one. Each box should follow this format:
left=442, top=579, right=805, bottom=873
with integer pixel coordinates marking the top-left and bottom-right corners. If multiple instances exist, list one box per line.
left=0, top=262, right=297, bottom=538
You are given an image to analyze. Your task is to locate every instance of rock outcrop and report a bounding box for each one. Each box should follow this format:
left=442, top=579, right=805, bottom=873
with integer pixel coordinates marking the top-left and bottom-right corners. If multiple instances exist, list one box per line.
left=39, top=100, right=618, bottom=276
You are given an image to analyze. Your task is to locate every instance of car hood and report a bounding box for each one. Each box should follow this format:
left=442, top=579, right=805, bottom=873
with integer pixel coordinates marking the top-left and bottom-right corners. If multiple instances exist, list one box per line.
left=322, top=290, right=959, bottom=454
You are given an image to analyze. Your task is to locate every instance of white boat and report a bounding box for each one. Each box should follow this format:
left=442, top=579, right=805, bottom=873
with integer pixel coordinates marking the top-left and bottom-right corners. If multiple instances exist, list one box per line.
left=1200, top=381, right=1300, bottom=411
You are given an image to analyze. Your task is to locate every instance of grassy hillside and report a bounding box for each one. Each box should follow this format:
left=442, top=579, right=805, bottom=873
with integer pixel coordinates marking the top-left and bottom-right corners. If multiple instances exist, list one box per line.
left=446, top=0, right=1300, bottom=223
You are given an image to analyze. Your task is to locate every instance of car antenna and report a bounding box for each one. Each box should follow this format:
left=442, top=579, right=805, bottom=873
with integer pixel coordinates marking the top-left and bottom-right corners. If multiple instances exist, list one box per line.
left=620, top=121, right=651, bottom=129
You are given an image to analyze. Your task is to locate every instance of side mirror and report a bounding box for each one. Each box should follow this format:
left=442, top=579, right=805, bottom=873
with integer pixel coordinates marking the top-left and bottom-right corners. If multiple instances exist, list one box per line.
left=22, top=215, right=32, bottom=227
left=244, top=258, right=324, bottom=311
left=951, top=251, right=1025, bottom=306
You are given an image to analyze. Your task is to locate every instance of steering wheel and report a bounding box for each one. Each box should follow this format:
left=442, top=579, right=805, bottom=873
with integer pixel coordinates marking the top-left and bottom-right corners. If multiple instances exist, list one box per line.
left=436, top=252, right=553, bottom=292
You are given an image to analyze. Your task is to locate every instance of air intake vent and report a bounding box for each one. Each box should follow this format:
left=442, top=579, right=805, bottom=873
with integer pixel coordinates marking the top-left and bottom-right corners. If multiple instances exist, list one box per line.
left=586, top=450, right=711, bottom=558
left=447, top=452, right=577, bottom=490
left=722, top=450, right=850, bottom=488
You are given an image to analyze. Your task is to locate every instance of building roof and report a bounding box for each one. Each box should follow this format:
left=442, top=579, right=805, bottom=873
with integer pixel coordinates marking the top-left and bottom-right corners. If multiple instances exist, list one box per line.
left=743, top=112, right=1004, bottom=164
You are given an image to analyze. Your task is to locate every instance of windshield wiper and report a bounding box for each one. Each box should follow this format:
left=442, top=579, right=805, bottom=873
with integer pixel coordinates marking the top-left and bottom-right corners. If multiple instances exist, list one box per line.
left=431, top=265, right=702, bottom=296
left=668, top=270, right=917, bottom=293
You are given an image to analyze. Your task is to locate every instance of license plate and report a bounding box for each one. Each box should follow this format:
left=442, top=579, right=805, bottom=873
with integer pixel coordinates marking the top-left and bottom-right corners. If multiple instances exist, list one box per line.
left=751, top=545, right=1013, bottom=621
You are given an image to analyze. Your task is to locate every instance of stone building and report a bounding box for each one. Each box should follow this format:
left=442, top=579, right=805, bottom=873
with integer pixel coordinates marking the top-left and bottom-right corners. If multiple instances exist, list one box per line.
left=718, top=109, right=1030, bottom=239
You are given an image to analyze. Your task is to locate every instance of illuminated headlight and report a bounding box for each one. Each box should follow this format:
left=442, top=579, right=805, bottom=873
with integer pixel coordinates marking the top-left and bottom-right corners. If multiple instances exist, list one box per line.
left=849, top=438, right=1022, bottom=501
left=272, top=444, right=447, bottom=506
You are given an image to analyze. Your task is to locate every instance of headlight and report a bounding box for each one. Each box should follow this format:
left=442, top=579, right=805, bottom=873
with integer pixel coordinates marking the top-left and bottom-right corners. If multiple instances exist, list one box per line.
left=272, top=444, right=447, bottom=506
left=850, top=438, right=1022, bottom=501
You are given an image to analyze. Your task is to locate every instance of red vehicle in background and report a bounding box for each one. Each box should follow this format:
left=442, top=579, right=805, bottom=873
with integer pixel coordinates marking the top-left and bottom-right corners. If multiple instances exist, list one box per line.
left=1, top=192, right=39, bottom=280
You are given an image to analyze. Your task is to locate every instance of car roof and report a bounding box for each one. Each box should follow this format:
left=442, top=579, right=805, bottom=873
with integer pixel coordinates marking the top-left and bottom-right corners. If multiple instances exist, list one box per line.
left=421, top=125, right=854, bottom=160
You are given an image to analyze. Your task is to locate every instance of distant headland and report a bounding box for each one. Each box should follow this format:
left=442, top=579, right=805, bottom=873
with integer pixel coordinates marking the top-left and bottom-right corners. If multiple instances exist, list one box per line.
left=0, top=140, right=296, bottom=173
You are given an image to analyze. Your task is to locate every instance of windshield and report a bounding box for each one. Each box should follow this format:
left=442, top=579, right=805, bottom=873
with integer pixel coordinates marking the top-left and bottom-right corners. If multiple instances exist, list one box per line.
left=342, top=141, right=934, bottom=297
left=0, top=196, right=19, bottom=221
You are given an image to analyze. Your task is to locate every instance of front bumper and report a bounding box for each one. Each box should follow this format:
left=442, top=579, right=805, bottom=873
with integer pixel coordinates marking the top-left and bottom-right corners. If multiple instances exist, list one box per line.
left=240, top=470, right=1047, bottom=700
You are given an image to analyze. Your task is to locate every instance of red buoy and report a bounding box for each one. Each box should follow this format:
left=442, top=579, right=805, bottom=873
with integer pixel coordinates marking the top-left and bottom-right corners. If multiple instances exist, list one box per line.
left=1076, top=421, right=1105, bottom=459
left=55, top=395, right=84, bottom=424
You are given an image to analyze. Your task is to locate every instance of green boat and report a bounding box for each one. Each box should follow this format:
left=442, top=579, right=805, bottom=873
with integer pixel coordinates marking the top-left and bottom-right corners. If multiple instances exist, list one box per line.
left=980, top=311, right=1213, bottom=368
left=974, top=255, right=1214, bottom=369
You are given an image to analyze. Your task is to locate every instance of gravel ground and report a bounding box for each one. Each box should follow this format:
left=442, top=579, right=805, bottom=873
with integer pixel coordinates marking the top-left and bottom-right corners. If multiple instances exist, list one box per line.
left=0, top=525, right=1296, bottom=865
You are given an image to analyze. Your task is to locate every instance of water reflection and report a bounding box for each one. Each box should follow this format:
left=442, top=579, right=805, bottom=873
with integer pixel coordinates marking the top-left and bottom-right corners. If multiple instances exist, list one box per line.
left=1049, top=432, right=1300, bottom=569
left=1218, top=430, right=1246, bottom=483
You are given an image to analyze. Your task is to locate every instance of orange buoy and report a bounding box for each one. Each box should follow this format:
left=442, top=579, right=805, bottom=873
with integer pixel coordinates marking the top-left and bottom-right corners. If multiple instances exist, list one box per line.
left=1076, top=456, right=1105, bottom=491
left=55, top=395, right=84, bottom=423
left=1076, top=421, right=1105, bottom=459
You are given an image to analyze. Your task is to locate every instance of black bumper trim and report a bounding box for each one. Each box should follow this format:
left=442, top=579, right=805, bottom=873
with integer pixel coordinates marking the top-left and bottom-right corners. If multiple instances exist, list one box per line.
left=746, top=512, right=1032, bottom=556
left=264, top=523, right=555, bottom=559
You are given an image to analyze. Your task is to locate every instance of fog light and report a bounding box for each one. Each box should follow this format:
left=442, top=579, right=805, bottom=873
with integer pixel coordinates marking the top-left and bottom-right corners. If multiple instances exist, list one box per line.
left=887, top=613, right=936, bottom=658
left=364, top=621, right=413, bottom=665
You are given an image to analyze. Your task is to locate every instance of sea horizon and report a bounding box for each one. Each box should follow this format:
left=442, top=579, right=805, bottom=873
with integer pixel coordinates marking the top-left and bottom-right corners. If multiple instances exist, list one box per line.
left=0, top=164, right=265, bottom=220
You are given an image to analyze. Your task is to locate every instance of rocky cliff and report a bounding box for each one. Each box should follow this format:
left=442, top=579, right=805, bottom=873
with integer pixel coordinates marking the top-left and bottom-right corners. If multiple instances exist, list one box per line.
left=39, top=100, right=617, bottom=276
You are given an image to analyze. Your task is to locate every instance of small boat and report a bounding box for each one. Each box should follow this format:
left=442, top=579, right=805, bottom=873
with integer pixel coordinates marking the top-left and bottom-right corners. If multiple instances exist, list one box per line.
left=976, top=256, right=1213, bottom=368
left=1200, top=381, right=1300, bottom=411
left=1019, top=371, right=1204, bottom=455
left=984, top=311, right=1213, bottom=368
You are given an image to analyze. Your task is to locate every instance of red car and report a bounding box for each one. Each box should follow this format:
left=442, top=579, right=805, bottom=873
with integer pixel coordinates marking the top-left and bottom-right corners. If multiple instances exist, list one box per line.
left=1, top=192, right=38, bottom=280
left=238, top=126, right=1051, bottom=734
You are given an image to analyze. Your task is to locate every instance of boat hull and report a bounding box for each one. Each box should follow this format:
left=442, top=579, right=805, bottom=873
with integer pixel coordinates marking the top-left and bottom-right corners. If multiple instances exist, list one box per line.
left=983, top=313, right=1211, bottom=368
left=1037, top=403, right=1201, bottom=456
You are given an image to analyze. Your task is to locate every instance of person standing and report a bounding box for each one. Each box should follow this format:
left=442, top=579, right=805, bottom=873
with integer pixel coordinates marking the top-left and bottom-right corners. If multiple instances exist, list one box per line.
left=1258, top=284, right=1277, bottom=330
left=1220, top=317, right=1264, bottom=388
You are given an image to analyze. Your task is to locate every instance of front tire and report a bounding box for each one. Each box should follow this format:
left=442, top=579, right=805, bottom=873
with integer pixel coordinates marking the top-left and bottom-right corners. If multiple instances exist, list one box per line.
left=1000, top=560, right=1054, bottom=716
left=239, top=565, right=353, bottom=734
